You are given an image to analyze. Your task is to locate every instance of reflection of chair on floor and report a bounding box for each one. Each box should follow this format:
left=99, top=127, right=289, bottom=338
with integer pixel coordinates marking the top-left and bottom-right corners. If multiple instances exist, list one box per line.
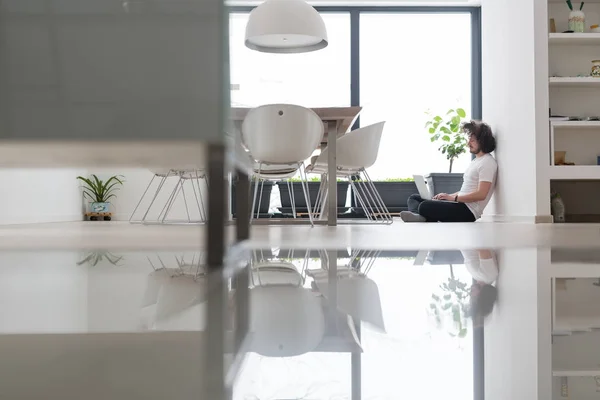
left=141, top=253, right=207, bottom=329
left=308, top=251, right=386, bottom=332
left=129, top=169, right=208, bottom=224
left=249, top=254, right=326, bottom=356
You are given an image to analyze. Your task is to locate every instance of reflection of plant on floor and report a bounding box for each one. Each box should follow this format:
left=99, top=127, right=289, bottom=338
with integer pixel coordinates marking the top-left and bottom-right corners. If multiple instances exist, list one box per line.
left=77, top=251, right=124, bottom=267
left=429, top=264, right=470, bottom=338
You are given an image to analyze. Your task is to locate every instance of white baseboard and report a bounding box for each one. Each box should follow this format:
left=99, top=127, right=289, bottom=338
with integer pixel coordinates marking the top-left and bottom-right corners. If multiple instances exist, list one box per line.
left=481, top=214, right=554, bottom=224
left=0, top=214, right=82, bottom=226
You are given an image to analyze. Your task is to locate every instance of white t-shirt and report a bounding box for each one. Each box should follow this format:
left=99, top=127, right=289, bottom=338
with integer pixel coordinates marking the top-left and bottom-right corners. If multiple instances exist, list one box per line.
left=458, top=153, right=497, bottom=219
left=461, top=250, right=498, bottom=284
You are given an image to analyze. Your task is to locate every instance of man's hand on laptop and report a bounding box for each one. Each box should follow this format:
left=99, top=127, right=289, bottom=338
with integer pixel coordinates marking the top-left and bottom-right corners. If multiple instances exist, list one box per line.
left=433, top=193, right=453, bottom=201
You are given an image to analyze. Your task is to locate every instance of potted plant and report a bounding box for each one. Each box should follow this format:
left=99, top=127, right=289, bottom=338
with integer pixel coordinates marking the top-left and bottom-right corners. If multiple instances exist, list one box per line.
left=351, top=178, right=417, bottom=215
left=76, top=174, right=124, bottom=214
left=277, top=177, right=349, bottom=216
left=425, top=108, right=468, bottom=195
left=231, top=177, right=274, bottom=217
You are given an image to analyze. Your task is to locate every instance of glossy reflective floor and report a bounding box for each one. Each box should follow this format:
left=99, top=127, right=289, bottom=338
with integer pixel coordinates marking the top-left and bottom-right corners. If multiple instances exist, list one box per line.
left=6, top=238, right=600, bottom=400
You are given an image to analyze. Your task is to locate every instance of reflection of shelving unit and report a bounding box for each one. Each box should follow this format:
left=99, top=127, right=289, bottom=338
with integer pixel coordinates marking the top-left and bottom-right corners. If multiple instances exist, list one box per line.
left=551, top=267, right=600, bottom=399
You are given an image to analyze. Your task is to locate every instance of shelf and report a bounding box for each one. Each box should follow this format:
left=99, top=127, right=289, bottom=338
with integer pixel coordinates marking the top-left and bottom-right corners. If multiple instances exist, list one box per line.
left=550, top=166, right=600, bottom=179
left=550, top=77, right=600, bottom=86
left=549, top=33, right=600, bottom=45
left=552, top=262, right=600, bottom=277
left=553, top=370, right=600, bottom=377
left=552, top=121, right=600, bottom=128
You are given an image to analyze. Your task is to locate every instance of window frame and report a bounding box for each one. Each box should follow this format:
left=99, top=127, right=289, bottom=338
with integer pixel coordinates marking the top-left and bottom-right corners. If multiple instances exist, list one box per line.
left=226, top=7, right=483, bottom=399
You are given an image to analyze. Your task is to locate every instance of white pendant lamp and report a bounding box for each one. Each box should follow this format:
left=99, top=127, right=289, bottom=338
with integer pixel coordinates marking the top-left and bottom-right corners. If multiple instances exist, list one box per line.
left=245, top=0, right=328, bottom=54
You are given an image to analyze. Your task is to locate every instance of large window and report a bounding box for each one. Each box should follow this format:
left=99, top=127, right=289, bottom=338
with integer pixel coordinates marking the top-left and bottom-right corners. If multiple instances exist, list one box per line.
left=360, top=13, right=473, bottom=180
left=229, top=10, right=476, bottom=180
left=229, top=13, right=351, bottom=108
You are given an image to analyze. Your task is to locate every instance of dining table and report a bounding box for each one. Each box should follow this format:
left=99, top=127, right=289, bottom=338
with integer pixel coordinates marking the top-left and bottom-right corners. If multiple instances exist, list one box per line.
left=230, top=106, right=362, bottom=226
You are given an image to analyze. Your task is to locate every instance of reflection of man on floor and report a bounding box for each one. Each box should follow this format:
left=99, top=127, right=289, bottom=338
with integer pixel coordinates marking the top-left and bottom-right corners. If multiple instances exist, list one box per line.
left=401, top=121, right=498, bottom=222
left=461, top=249, right=498, bottom=323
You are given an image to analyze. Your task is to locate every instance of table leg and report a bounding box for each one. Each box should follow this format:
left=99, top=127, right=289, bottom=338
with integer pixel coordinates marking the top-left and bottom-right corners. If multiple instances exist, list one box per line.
left=327, top=121, right=338, bottom=226
left=327, top=249, right=338, bottom=324
left=206, top=143, right=227, bottom=399
left=235, top=169, right=250, bottom=351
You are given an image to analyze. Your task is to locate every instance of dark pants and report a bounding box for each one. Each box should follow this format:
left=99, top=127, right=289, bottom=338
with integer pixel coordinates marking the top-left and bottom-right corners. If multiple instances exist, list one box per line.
left=407, top=194, right=476, bottom=223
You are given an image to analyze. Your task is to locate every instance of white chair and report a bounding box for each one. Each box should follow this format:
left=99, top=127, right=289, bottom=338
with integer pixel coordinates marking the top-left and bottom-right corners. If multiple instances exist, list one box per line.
left=242, top=104, right=324, bottom=224
left=129, top=169, right=208, bottom=224
left=306, top=121, right=391, bottom=224
left=249, top=255, right=325, bottom=357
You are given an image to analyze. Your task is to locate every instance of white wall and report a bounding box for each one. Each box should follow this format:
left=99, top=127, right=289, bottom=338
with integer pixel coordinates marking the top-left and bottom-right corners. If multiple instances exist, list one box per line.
left=0, top=169, right=84, bottom=225
left=484, top=248, right=552, bottom=400
left=482, top=0, right=551, bottom=221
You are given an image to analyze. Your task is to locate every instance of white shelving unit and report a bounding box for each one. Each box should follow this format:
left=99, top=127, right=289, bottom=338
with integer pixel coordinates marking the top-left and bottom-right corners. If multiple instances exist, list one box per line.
left=548, top=3, right=600, bottom=223
left=549, top=32, right=600, bottom=44
left=554, top=370, right=600, bottom=377
left=549, top=166, right=600, bottom=179
left=549, top=76, right=600, bottom=86
left=551, top=120, right=600, bottom=128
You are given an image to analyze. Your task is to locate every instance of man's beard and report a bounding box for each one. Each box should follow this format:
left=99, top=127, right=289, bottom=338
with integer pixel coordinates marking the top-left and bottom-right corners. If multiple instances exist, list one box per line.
left=469, top=146, right=480, bottom=154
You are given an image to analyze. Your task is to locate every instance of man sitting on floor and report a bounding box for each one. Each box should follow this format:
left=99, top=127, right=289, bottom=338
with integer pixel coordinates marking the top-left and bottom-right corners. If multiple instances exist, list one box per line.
left=400, top=121, right=497, bottom=223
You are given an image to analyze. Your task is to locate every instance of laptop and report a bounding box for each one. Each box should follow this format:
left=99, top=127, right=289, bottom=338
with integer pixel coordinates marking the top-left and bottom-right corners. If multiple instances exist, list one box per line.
left=413, top=175, right=432, bottom=200
left=413, top=174, right=459, bottom=203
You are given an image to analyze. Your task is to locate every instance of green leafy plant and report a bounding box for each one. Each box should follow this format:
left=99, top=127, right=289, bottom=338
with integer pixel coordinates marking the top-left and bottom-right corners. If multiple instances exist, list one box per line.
left=382, top=177, right=414, bottom=182
left=287, top=177, right=344, bottom=182
left=425, top=108, right=469, bottom=173
left=429, top=265, right=471, bottom=339
left=76, top=174, right=124, bottom=203
left=353, top=178, right=414, bottom=183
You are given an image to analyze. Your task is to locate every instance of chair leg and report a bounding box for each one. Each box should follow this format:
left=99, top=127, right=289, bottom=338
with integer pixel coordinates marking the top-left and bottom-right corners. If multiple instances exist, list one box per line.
left=257, top=178, right=265, bottom=220
left=190, top=171, right=204, bottom=222
left=357, top=173, right=384, bottom=221
left=155, top=172, right=179, bottom=222
left=141, top=172, right=171, bottom=222
left=250, top=164, right=262, bottom=223
left=129, top=174, right=157, bottom=222
left=318, top=175, right=329, bottom=221
left=160, top=174, right=185, bottom=223
left=287, top=180, right=297, bottom=218
left=350, top=179, right=374, bottom=221
left=298, top=163, right=314, bottom=227
left=362, top=169, right=392, bottom=224
left=181, top=179, right=191, bottom=223
left=313, top=178, right=323, bottom=220
left=198, top=173, right=208, bottom=222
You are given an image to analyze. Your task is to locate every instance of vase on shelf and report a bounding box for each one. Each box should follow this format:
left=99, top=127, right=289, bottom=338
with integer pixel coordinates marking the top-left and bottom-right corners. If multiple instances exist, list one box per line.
left=569, top=10, right=585, bottom=33
left=592, top=60, right=600, bottom=77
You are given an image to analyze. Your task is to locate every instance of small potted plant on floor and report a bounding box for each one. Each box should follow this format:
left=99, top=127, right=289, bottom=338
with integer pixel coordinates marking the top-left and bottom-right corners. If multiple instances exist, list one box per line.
left=425, top=108, right=468, bottom=195
left=351, top=178, right=417, bottom=215
left=76, top=174, right=124, bottom=218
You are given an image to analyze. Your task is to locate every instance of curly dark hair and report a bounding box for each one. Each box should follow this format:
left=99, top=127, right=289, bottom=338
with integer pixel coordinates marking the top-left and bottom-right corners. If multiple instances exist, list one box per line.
left=462, top=120, right=496, bottom=154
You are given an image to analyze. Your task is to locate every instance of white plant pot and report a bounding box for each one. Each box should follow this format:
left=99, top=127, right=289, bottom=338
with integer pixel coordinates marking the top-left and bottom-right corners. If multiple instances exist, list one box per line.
left=569, top=10, right=585, bottom=33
